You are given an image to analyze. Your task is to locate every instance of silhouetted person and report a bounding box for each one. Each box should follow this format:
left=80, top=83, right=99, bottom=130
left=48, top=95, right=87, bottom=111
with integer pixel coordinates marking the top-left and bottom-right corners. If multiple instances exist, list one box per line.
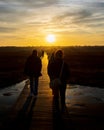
left=24, top=49, right=42, bottom=96
left=41, top=50, right=44, bottom=58
left=48, top=51, right=55, bottom=64
left=47, top=49, right=70, bottom=111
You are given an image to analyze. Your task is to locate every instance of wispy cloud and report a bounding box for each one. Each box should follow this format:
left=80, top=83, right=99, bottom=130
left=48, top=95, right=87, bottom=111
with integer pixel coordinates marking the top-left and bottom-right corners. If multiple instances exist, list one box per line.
left=0, top=27, right=17, bottom=32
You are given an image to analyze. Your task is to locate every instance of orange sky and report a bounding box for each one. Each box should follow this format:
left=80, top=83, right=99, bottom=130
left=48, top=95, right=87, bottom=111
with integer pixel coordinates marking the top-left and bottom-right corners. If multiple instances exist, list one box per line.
left=0, top=0, right=104, bottom=46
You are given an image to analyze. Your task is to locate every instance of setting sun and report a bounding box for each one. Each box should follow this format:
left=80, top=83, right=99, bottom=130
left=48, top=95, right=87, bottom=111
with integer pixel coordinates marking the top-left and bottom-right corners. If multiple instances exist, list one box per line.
left=46, top=34, right=56, bottom=43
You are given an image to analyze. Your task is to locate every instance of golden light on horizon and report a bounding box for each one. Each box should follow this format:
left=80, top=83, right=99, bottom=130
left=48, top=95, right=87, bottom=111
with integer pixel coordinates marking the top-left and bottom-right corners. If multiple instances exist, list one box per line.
left=46, top=34, right=56, bottom=44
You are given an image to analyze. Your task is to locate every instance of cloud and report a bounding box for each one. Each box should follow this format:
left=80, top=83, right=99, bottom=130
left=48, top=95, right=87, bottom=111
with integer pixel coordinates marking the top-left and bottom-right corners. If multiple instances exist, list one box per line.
left=0, top=2, right=28, bottom=24
left=52, top=9, right=92, bottom=22
left=90, top=1, right=104, bottom=8
left=50, top=2, right=104, bottom=33
left=0, top=0, right=58, bottom=8
left=0, top=27, right=17, bottom=33
left=0, top=0, right=58, bottom=24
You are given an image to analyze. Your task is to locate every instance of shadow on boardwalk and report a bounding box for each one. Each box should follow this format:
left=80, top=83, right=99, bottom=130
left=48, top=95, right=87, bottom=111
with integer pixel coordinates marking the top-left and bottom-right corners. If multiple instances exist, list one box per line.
left=2, top=95, right=37, bottom=130
left=2, top=95, right=75, bottom=130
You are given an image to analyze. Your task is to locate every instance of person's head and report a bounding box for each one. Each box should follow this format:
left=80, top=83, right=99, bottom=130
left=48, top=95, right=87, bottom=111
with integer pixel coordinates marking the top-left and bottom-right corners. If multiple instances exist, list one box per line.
left=54, top=49, right=64, bottom=59
left=32, top=49, right=38, bottom=56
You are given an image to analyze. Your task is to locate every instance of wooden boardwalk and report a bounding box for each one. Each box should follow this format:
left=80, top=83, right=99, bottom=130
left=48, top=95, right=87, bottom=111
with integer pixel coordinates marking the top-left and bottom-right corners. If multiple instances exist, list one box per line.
left=1, top=54, right=104, bottom=130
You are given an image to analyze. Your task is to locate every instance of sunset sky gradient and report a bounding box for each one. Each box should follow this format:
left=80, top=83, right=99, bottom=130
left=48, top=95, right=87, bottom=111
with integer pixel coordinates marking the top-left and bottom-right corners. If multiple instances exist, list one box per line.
left=0, top=0, right=104, bottom=46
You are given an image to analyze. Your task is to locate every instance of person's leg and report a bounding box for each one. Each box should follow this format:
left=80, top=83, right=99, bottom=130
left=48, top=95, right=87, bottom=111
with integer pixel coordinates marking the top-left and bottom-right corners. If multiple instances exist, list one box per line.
left=29, top=77, right=34, bottom=94
left=52, top=87, right=60, bottom=112
left=33, top=77, right=39, bottom=95
left=60, top=83, right=66, bottom=111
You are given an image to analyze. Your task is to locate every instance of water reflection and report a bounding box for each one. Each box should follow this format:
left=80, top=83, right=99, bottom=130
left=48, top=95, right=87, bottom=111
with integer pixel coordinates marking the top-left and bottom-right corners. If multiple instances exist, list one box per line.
left=0, top=80, right=26, bottom=112
left=66, top=84, right=104, bottom=107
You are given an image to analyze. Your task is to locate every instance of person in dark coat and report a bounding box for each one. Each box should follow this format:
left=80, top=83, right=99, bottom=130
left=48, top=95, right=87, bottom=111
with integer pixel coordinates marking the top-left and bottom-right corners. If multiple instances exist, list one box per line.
left=47, top=49, right=70, bottom=111
left=24, top=49, right=42, bottom=96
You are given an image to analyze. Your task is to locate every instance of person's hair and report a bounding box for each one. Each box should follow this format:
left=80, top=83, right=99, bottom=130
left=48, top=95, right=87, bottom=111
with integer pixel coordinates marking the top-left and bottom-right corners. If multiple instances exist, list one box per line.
left=32, top=49, right=37, bottom=56
left=54, top=49, right=64, bottom=59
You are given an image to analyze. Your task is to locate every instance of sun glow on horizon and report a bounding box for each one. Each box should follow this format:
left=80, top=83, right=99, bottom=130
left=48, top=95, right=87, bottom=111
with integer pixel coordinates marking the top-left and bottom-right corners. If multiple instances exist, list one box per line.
left=46, top=34, right=56, bottom=43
